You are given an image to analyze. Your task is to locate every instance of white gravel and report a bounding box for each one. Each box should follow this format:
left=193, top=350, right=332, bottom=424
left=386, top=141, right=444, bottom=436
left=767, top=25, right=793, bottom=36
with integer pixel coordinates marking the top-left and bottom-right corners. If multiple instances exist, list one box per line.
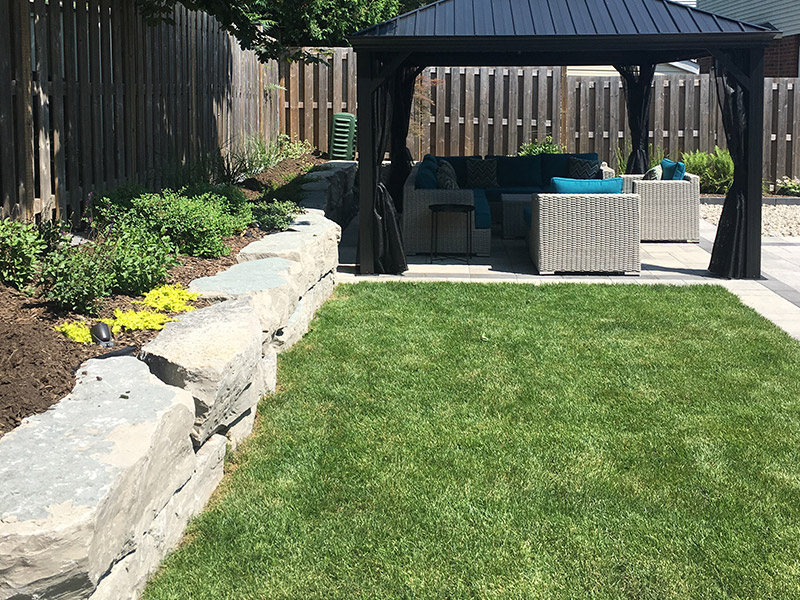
left=700, top=203, right=800, bottom=237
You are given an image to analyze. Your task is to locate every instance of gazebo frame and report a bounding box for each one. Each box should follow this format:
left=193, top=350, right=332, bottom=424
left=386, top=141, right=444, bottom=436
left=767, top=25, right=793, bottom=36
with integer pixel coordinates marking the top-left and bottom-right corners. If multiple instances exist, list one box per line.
left=349, top=0, right=777, bottom=278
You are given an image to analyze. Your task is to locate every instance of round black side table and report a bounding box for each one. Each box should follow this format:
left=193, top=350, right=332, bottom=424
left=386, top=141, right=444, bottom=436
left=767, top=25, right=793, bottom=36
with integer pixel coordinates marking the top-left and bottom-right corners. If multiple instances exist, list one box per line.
left=428, top=203, right=474, bottom=264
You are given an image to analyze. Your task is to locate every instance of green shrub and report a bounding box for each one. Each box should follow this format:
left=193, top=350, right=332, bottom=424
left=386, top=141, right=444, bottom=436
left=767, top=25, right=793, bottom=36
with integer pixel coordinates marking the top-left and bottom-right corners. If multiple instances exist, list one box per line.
left=0, top=219, right=46, bottom=291
left=519, top=136, right=565, bottom=156
left=252, top=200, right=303, bottom=232
left=128, top=190, right=232, bottom=257
left=681, top=147, right=734, bottom=194
left=104, top=221, right=175, bottom=296
left=776, top=176, right=800, bottom=197
left=42, top=241, right=116, bottom=314
left=184, top=183, right=253, bottom=233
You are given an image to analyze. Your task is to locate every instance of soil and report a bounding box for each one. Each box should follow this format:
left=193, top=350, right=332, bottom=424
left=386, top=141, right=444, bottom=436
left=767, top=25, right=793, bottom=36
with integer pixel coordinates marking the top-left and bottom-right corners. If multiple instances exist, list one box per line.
left=240, top=152, right=326, bottom=201
left=0, top=153, right=322, bottom=438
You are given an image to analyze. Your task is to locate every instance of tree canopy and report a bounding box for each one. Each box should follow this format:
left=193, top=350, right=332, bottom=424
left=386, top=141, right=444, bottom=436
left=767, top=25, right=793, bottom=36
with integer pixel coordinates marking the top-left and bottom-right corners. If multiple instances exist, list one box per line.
left=136, top=0, right=433, bottom=62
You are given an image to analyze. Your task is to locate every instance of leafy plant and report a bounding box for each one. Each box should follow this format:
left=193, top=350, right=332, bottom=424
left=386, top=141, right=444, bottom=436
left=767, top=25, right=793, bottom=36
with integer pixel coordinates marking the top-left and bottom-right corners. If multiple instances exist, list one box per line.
left=519, top=136, right=565, bottom=156
left=184, top=183, right=253, bottom=232
left=0, top=219, right=46, bottom=291
left=41, top=241, right=116, bottom=314
left=54, top=321, right=93, bottom=344
left=101, top=308, right=174, bottom=335
left=127, top=190, right=235, bottom=258
left=138, top=284, right=198, bottom=313
left=252, top=200, right=303, bottom=232
left=681, top=147, right=734, bottom=194
left=103, top=221, right=176, bottom=297
left=775, top=176, right=800, bottom=197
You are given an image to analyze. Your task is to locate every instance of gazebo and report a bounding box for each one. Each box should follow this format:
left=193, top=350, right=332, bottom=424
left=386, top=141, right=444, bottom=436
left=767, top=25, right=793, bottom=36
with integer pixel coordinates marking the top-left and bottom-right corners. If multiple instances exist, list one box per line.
left=348, top=0, right=777, bottom=278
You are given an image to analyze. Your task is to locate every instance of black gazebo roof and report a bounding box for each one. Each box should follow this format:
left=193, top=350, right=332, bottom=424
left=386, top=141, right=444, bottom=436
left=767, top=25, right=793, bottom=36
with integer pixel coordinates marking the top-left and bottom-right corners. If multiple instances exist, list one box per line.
left=350, top=0, right=775, bottom=63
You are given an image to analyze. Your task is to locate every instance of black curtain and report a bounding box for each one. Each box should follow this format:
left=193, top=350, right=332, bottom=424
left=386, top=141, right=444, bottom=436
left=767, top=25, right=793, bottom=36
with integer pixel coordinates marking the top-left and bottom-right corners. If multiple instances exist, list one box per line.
left=387, top=66, right=425, bottom=212
left=368, top=71, right=408, bottom=274
left=615, top=64, right=656, bottom=174
left=709, top=56, right=750, bottom=278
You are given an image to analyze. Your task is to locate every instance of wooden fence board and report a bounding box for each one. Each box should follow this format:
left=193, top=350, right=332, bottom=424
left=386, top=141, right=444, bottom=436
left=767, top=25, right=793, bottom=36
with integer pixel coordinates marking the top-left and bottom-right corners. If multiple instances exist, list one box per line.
left=0, top=0, right=17, bottom=217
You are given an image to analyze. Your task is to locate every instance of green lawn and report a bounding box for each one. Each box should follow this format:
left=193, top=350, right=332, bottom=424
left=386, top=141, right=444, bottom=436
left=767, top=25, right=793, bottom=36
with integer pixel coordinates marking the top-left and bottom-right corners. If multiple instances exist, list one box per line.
left=144, top=282, right=800, bottom=600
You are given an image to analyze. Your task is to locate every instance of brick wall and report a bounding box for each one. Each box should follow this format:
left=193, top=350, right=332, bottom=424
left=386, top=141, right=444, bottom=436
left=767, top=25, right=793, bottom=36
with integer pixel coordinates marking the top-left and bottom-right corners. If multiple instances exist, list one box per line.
left=699, top=35, right=800, bottom=77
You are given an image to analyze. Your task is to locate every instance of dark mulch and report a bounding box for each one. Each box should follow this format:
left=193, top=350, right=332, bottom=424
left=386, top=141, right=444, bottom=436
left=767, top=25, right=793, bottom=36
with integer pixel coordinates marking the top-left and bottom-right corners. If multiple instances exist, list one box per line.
left=1, top=153, right=322, bottom=438
left=0, top=228, right=269, bottom=439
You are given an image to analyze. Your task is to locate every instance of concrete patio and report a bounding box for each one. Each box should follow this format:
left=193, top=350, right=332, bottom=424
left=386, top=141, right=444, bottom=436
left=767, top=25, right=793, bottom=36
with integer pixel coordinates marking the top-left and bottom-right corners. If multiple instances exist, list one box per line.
left=338, top=218, right=800, bottom=341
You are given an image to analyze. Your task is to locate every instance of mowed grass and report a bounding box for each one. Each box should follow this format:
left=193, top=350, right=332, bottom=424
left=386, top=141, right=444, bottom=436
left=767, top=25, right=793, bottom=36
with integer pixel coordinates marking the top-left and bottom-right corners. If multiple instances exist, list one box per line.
left=144, top=282, right=800, bottom=600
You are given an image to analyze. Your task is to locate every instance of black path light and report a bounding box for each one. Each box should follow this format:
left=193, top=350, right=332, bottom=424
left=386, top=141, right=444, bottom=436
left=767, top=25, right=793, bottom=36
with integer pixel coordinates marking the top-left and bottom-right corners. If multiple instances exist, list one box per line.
left=90, top=322, right=114, bottom=348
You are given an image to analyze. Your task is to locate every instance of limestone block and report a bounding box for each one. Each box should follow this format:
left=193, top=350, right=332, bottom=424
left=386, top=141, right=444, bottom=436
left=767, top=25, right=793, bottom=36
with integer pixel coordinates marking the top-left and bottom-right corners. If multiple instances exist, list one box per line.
left=188, top=257, right=304, bottom=342
left=224, top=408, right=256, bottom=451
left=141, top=299, right=266, bottom=446
left=0, top=357, right=195, bottom=600
left=273, top=271, right=337, bottom=351
left=237, top=210, right=341, bottom=294
left=89, top=435, right=226, bottom=600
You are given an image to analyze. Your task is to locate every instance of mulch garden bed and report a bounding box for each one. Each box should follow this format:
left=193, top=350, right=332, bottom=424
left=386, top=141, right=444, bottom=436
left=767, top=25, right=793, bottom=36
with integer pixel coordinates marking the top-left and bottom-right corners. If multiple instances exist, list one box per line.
left=0, top=153, right=323, bottom=438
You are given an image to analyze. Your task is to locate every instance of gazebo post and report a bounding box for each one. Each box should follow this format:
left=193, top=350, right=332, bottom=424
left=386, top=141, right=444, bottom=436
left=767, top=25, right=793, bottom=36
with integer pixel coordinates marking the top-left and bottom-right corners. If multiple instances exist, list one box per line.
left=356, top=51, right=375, bottom=274
left=745, top=47, right=765, bottom=278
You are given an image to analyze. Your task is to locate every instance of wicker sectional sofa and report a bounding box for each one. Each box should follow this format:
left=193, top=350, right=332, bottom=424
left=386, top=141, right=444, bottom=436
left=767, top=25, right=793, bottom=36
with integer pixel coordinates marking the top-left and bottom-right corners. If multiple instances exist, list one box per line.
left=402, top=153, right=614, bottom=256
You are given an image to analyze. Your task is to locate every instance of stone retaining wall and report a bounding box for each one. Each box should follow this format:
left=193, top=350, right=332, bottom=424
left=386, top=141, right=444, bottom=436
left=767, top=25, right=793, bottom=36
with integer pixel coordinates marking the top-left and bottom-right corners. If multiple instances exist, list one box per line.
left=0, top=206, right=342, bottom=600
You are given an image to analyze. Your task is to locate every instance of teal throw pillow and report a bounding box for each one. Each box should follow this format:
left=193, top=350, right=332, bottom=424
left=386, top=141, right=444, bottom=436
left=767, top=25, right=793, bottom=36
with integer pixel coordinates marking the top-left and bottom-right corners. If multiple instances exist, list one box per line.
left=660, top=159, right=686, bottom=181
left=550, top=177, right=623, bottom=194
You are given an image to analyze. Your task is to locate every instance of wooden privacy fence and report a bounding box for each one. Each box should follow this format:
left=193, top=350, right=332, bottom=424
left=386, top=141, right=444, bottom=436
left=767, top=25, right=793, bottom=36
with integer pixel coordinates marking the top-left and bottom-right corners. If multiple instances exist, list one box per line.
left=279, top=48, right=800, bottom=185
left=0, top=0, right=280, bottom=223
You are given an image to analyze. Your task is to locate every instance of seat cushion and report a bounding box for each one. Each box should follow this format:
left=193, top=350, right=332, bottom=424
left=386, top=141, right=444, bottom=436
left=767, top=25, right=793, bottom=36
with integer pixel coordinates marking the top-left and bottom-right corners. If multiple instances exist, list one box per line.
left=660, top=159, right=686, bottom=181
left=550, top=176, right=623, bottom=194
left=483, top=186, right=550, bottom=204
left=523, top=205, right=532, bottom=229
left=472, top=189, right=492, bottom=229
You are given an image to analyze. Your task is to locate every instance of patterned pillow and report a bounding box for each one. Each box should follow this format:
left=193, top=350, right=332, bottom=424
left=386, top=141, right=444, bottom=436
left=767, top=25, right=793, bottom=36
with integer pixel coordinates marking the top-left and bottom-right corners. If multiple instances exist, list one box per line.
left=466, top=158, right=498, bottom=188
left=567, top=156, right=601, bottom=179
left=436, top=160, right=459, bottom=189
left=643, top=165, right=662, bottom=180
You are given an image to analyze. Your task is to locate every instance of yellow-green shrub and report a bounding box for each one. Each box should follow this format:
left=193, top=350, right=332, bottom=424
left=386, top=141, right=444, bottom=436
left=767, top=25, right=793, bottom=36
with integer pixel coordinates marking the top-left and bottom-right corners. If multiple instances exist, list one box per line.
left=54, top=321, right=93, bottom=344
left=137, top=284, right=198, bottom=313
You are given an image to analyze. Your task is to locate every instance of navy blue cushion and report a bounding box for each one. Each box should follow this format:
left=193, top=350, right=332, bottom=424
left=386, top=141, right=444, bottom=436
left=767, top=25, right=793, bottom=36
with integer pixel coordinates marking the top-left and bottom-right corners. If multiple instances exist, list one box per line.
left=523, top=205, right=532, bottom=229
left=541, top=153, right=599, bottom=184
left=550, top=176, right=623, bottom=194
left=482, top=186, right=550, bottom=204
left=415, top=162, right=438, bottom=189
left=472, top=189, right=492, bottom=229
left=660, top=158, right=686, bottom=181
left=422, top=154, right=438, bottom=166
left=487, top=155, right=543, bottom=187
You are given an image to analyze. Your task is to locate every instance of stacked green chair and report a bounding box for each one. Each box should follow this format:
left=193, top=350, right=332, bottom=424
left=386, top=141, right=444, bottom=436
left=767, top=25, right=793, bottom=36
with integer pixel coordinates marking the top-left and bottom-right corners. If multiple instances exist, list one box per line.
left=328, top=112, right=357, bottom=160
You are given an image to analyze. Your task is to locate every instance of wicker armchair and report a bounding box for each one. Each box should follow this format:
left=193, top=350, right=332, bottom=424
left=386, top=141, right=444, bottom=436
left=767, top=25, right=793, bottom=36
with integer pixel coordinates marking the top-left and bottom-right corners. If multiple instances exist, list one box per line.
left=529, top=193, right=641, bottom=274
left=401, top=165, right=491, bottom=256
left=621, top=173, right=700, bottom=242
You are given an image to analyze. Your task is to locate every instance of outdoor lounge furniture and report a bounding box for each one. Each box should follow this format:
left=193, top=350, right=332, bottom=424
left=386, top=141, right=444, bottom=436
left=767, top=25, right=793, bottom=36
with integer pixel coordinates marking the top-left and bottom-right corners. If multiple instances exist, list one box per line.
left=403, top=164, right=492, bottom=256
left=529, top=192, right=641, bottom=274
left=429, top=203, right=474, bottom=263
left=621, top=173, right=701, bottom=242
left=402, top=153, right=614, bottom=255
